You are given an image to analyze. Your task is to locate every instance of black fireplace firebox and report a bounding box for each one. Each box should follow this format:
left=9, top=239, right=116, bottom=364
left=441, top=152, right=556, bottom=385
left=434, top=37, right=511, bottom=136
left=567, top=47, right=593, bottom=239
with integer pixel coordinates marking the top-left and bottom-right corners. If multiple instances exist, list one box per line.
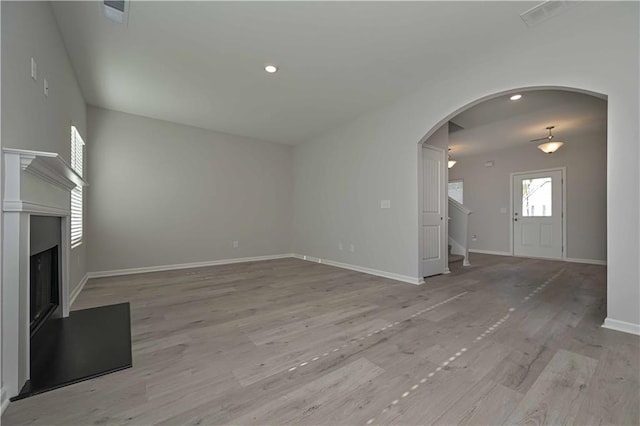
left=30, top=245, right=59, bottom=336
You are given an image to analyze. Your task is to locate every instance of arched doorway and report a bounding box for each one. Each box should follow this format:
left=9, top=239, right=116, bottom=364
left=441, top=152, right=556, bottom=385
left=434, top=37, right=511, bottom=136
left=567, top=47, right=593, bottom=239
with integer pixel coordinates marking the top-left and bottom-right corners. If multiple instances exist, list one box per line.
left=418, top=86, right=607, bottom=279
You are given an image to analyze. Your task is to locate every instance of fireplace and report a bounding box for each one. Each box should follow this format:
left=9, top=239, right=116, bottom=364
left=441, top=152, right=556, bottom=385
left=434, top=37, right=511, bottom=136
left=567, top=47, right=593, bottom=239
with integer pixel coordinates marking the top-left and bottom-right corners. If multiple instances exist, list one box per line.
left=30, top=246, right=60, bottom=336
left=2, top=148, right=87, bottom=401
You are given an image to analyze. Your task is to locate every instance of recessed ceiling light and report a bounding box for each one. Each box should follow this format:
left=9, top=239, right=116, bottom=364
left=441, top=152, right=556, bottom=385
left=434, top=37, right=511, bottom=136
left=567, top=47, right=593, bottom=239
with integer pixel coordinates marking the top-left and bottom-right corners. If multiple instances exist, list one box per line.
left=510, top=94, right=523, bottom=101
left=264, top=65, right=278, bottom=74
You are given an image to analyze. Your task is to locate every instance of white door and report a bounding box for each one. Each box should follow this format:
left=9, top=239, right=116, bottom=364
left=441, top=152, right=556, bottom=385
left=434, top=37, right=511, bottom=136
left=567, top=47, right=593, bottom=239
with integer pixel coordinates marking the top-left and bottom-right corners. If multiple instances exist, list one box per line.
left=422, top=145, right=446, bottom=277
left=512, top=169, right=564, bottom=259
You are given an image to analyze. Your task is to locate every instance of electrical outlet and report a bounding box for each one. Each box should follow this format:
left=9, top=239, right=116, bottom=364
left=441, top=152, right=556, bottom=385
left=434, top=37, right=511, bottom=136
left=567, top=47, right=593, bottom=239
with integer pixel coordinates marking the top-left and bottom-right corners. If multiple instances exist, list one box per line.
left=349, top=244, right=355, bottom=252
left=380, top=200, right=391, bottom=209
left=338, top=243, right=343, bottom=250
left=233, top=240, right=239, bottom=248
left=471, top=234, right=477, bottom=241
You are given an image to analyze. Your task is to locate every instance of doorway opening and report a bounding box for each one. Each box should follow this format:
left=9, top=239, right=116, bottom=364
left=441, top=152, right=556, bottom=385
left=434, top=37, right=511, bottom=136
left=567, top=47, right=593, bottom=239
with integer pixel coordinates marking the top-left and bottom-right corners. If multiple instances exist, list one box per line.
left=418, top=87, right=607, bottom=279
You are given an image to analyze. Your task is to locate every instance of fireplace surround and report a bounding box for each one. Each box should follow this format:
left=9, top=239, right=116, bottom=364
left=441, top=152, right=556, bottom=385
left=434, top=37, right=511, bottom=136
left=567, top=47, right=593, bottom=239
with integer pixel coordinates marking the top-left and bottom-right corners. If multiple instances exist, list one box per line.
left=2, top=148, right=87, bottom=400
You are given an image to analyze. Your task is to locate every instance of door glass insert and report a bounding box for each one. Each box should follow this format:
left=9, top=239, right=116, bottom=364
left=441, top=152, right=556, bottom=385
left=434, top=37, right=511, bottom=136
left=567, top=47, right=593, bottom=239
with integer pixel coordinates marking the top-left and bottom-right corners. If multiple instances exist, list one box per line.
left=522, top=177, right=552, bottom=216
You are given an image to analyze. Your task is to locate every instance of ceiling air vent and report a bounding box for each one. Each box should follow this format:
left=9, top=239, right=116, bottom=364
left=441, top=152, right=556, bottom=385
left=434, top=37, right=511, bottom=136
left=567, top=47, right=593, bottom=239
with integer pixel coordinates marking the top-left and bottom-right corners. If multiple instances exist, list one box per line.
left=103, top=0, right=129, bottom=25
left=520, top=1, right=573, bottom=27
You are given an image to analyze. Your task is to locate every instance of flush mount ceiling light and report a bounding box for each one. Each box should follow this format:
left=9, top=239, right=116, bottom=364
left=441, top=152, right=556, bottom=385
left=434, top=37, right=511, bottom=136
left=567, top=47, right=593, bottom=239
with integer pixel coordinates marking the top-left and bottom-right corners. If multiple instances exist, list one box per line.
left=510, top=94, right=523, bottom=101
left=531, top=126, right=564, bottom=154
left=264, top=65, right=278, bottom=74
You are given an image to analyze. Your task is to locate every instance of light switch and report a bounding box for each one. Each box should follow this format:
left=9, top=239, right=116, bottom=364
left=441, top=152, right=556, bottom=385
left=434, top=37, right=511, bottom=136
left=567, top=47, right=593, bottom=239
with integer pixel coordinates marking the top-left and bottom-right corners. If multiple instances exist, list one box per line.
left=31, top=58, right=37, bottom=80
left=43, top=78, right=48, bottom=97
left=380, top=200, right=391, bottom=209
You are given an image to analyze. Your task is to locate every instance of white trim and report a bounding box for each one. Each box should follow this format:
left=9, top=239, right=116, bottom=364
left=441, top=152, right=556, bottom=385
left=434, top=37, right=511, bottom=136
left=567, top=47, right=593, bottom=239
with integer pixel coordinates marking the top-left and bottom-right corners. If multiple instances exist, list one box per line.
left=469, top=249, right=607, bottom=265
left=468, top=249, right=512, bottom=256
left=565, top=257, right=607, bottom=266
left=510, top=167, right=567, bottom=261
left=69, top=273, right=89, bottom=306
left=1, top=387, right=8, bottom=415
left=87, top=254, right=293, bottom=279
left=448, top=197, right=472, bottom=216
left=602, top=318, right=640, bottom=336
left=292, top=254, right=424, bottom=285
left=3, top=200, right=70, bottom=216
left=3, top=148, right=87, bottom=191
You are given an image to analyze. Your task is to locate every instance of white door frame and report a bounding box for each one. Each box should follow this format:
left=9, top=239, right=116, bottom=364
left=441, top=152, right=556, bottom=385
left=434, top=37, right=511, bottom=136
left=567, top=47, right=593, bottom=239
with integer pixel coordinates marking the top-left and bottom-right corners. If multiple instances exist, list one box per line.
left=418, top=144, right=448, bottom=278
left=509, top=167, right=567, bottom=260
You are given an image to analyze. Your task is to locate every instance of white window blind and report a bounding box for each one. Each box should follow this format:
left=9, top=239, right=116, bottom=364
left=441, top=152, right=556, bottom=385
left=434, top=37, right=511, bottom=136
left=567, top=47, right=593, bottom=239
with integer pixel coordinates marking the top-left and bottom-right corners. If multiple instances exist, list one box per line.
left=71, top=126, right=84, bottom=248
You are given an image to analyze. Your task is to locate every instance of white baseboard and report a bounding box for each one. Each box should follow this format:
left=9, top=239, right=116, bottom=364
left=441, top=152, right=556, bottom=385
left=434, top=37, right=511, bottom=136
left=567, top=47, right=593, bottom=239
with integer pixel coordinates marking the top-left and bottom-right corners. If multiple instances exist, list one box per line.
left=565, top=257, right=607, bottom=266
left=69, top=273, right=89, bottom=306
left=88, top=254, right=294, bottom=279
left=1, top=386, right=9, bottom=415
left=292, top=253, right=424, bottom=285
left=469, top=250, right=607, bottom=266
left=468, top=249, right=512, bottom=256
left=602, top=317, right=640, bottom=336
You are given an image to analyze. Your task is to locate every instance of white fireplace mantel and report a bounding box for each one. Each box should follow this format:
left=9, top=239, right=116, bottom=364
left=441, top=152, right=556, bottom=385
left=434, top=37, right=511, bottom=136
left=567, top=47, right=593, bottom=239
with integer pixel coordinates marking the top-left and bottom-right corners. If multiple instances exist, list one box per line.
left=2, top=148, right=87, bottom=399
left=3, top=148, right=87, bottom=215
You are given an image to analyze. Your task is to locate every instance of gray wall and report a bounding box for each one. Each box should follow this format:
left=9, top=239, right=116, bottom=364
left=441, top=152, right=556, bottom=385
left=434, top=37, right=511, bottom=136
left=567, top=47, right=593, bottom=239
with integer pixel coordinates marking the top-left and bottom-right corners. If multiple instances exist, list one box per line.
left=86, top=107, right=293, bottom=272
left=293, top=3, right=639, bottom=327
left=449, top=127, right=607, bottom=262
left=1, top=1, right=87, bottom=296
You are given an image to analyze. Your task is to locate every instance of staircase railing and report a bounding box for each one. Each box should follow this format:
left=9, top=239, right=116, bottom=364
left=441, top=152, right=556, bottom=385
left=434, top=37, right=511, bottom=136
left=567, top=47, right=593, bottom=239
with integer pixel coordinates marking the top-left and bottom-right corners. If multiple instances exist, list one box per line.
left=448, top=197, right=472, bottom=266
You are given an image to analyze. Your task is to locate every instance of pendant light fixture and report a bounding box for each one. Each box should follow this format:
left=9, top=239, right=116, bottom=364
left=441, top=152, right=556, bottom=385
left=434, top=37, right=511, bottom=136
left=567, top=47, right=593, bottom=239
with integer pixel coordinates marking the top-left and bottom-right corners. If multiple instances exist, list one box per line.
left=532, top=126, right=564, bottom=154
left=448, top=148, right=456, bottom=168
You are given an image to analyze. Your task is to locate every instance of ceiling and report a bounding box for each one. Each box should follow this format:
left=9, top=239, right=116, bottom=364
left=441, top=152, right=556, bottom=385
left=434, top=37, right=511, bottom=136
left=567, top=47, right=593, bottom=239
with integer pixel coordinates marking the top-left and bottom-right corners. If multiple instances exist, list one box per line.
left=448, top=90, right=607, bottom=158
left=50, top=1, right=562, bottom=145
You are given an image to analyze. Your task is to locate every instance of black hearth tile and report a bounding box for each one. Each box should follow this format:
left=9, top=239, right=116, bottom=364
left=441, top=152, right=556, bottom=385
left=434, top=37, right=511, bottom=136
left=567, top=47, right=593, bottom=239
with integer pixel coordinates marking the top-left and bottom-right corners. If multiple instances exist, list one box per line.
left=11, top=303, right=132, bottom=401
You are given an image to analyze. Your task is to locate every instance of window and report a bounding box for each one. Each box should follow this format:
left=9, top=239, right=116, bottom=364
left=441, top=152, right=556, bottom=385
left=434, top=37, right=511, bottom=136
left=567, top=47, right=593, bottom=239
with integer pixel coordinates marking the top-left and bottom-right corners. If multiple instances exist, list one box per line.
left=448, top=180, right=463, bottom=204
left=522, top=177, right=552, bottom=217
left=71, top=126, right=84, bottom=248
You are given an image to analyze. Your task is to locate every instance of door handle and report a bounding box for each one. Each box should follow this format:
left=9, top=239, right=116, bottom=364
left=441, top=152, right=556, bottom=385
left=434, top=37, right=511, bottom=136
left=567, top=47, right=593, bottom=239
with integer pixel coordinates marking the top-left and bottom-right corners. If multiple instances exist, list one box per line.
left=514, top=218, right=518, bottom=221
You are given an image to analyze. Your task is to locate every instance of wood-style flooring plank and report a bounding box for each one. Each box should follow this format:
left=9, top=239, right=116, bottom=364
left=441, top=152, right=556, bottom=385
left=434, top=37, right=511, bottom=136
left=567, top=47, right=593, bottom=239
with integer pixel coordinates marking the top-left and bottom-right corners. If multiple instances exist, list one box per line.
left=504, top=349, right=598, bottom=425
left=3, top=255, right=639, bottom=426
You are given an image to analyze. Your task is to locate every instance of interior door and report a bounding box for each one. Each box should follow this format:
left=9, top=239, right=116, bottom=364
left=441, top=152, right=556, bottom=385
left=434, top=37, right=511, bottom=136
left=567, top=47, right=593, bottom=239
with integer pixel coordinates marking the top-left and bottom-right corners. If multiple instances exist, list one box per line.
left=512, top=169, right=563, bottom=259
left=422, top=145, right=446, bottom=277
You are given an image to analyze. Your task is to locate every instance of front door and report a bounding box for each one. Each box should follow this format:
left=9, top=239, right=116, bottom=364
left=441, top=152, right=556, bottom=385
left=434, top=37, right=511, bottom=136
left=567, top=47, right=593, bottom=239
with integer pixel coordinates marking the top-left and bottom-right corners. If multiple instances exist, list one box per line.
left=512, top=169, right=564, bottom=259
left=422, top=145, right=446, bottom=277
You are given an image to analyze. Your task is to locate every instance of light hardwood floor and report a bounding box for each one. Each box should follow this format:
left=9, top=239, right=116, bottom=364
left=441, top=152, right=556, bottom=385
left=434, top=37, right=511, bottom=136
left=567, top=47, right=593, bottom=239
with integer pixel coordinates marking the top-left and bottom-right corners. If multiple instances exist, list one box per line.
left=3, top=254, right=639, bottom=425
